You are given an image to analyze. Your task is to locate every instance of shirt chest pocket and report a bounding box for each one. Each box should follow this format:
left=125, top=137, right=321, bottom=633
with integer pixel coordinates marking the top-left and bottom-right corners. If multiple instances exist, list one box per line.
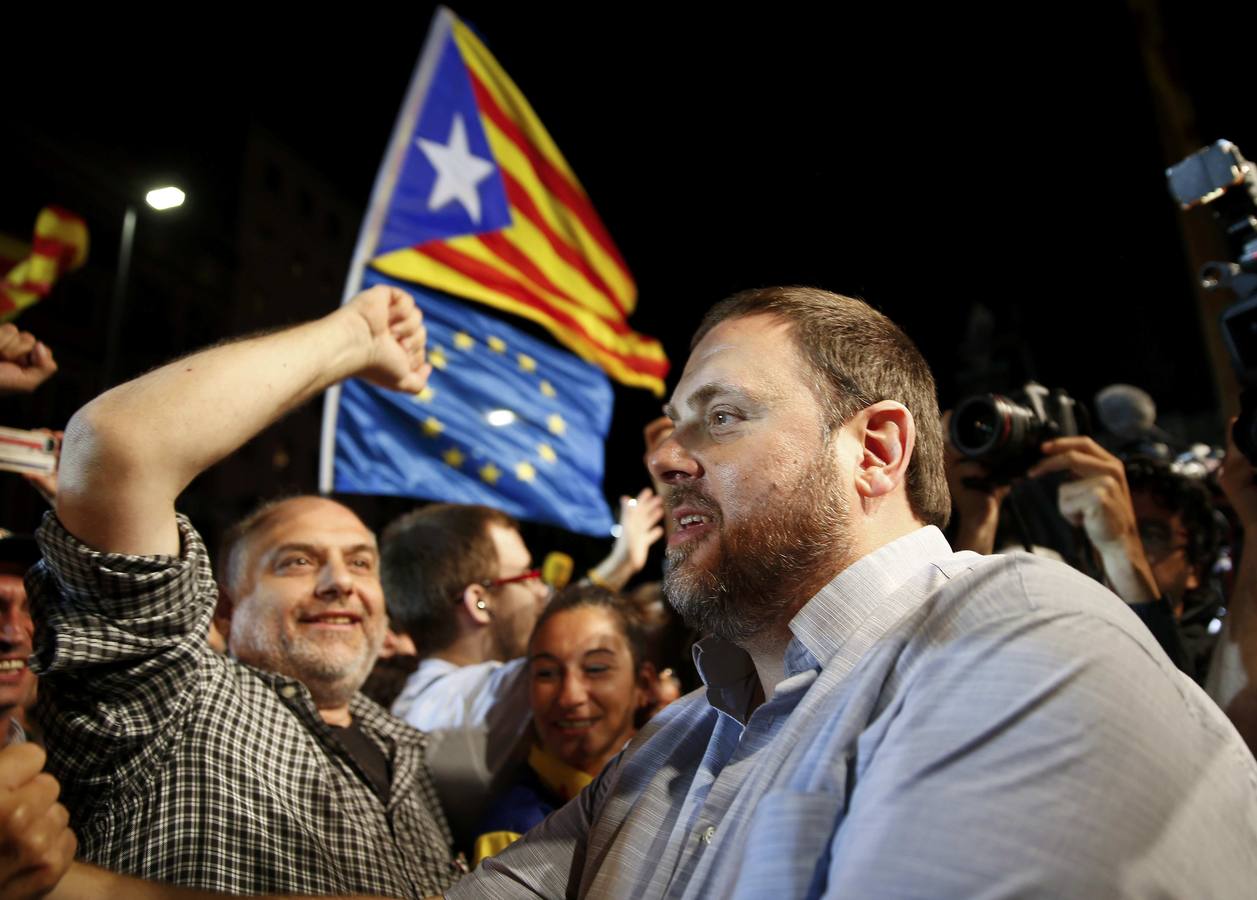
left=729, top=788, right=846, bottom=900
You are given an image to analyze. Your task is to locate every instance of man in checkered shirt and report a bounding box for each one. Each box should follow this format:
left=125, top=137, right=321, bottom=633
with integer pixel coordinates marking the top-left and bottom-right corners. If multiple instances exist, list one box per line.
left=28, top=285, right=462, bottom=897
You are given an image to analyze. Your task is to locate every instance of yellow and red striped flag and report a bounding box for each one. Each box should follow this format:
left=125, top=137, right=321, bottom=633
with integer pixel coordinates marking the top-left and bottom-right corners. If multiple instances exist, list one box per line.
left=360, top=7, right=667, bottom=394
left=0, top=206, right=88, bottom=323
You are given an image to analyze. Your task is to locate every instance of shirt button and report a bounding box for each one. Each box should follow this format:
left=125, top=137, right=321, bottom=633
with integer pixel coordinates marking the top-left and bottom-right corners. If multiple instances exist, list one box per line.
left=279, top=685, right=298, bottom=699
left=700, top=826, right=716, bottom=845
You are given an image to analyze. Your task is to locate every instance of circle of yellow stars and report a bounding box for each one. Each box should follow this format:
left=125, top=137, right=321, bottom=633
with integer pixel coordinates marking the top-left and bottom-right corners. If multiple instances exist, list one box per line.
left=410, top=329, right=573, bottom=487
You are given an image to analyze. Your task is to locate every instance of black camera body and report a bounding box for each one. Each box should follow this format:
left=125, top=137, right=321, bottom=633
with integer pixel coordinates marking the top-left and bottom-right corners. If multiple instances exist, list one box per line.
left=1167, top=140, right=1257, bottom=463
left=950, top=382, right=1083, bottom=483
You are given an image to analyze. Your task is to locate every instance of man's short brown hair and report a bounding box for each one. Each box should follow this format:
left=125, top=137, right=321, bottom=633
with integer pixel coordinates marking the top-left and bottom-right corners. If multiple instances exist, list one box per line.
left=380, top=504, right=518, bottom=655
left=692, top=286, right=950, bottom=528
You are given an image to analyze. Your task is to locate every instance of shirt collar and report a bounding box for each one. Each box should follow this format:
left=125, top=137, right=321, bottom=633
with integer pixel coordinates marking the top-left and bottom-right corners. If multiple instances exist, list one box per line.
left=693, top=636, right=759, bottom=720
left=788, top=525, right=953, bottom=674
left=410, top=657, right=459, bottom=691
left=694, top=526, right=954, bottom=713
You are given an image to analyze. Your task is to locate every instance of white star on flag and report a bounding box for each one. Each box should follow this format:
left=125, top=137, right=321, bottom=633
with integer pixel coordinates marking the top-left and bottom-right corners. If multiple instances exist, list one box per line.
left=416, top=114, right=496, bottom=223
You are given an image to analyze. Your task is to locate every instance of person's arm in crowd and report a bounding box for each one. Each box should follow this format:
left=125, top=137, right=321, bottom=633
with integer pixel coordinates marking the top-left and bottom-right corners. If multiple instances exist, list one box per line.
left=942, top=410, right=1009, bottom=554
left=1216, top=422, right=1257, bottom=685
left=1021, top=437, right=1197, bottom=672
left=0, top=325, right=56, bottom=396
left=1025, top=436, right=1160, bottom=604
left=56, top=285, right=430, bottom=555
left=586, top=487, right=665, bottom=591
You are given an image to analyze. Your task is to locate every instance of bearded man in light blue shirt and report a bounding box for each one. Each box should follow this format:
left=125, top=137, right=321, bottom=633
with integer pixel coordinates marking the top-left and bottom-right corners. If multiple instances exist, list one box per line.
left=446, top=285, right=1257, bottom=899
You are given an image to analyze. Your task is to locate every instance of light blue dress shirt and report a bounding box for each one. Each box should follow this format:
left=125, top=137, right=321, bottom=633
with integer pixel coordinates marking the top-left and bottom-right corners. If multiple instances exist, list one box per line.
left=448, top=526, right=1257, bottom=898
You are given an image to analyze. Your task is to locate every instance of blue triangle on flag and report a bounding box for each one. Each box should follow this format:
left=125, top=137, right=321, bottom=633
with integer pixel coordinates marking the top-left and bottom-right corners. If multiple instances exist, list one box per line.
left=378, top=31, right=513, bottom=254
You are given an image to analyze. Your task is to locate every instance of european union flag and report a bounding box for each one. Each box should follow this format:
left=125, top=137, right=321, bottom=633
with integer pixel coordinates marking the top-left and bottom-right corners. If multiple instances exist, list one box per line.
left=328, top=270, right=616, bottom=537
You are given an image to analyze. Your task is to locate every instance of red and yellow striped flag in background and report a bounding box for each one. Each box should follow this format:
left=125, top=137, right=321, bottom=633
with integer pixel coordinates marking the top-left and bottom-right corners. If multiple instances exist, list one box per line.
left=0, top=206, right=89, bottom=323
left=365, top=8, right=668, bottom=395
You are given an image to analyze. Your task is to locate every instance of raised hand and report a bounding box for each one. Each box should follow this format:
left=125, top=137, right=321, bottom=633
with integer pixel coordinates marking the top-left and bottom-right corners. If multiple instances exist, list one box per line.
left=342, top=285, right=432, bottom=395
left=0, top=326, right=57, bottom=396
left=1027, top=436, right=1157, bottom=602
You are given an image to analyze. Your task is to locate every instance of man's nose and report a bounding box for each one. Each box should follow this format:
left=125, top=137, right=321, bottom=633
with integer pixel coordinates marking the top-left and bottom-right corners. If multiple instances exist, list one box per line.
left=315, top=557, right=354, bottom=599
left=647, top=426, right=703, bottom=486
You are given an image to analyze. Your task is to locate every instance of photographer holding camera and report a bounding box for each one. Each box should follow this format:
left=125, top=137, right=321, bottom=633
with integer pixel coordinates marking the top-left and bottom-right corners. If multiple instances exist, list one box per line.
left=946, top=399, right=1218, bottom=680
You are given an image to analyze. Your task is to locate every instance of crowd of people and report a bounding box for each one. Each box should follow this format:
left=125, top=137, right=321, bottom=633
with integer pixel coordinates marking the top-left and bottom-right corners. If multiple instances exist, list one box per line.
left=0, top=285, right=1254, bottom=898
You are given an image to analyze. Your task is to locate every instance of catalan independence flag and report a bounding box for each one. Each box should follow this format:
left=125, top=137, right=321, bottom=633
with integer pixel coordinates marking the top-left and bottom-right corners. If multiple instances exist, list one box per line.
left=0, top=207, right=89, bottom=323
left=320, top=7, right=651, bottom=536
left=363, top=7, right=666, bottom=394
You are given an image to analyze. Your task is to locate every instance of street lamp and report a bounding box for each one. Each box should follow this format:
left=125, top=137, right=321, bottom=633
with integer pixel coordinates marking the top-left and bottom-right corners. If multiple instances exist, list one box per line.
left=103, top=186, right=185, bottom=387
left=145, top=187, right=185, bottom=211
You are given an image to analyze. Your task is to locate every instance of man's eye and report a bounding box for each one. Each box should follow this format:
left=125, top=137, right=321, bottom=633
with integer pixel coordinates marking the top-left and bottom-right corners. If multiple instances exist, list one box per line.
left=349, top=557, right=375, bottom=571
left=533, top=668, right=557, bottom=681
left=278, top=556, right=311, bottom=570
left=585, top=665, right=610, bottom=676
left=709, top=409, right=742, bottom=429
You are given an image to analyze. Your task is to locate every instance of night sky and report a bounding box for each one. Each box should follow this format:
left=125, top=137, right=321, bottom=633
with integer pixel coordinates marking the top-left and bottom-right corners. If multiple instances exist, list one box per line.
left=3, top=3, right=1254, bottom=555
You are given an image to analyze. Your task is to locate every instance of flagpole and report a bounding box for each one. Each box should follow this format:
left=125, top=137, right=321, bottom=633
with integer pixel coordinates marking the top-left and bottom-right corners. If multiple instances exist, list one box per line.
left=318, top=6, right=458, bottom=494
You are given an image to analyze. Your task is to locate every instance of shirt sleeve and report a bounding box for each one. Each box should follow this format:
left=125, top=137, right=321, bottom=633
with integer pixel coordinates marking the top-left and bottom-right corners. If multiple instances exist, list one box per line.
left=446, top=752, right=617, bottom=900
left=29, top=511, right=217, bottom=797
left=822, top=606, right=1257, bottom=898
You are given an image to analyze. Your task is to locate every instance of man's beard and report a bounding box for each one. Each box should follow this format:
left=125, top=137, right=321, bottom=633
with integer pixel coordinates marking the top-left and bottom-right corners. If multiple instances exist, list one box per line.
left=281, top=638, right=378, bottom=707
left=231, top=618, right=379, bottom=709
left=663, top=455, right=854, bottom=645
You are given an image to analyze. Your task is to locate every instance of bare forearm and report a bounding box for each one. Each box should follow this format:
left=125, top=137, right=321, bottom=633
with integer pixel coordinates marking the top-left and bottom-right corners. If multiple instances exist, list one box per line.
left=1097, top=539, right=1160, bottom=605
left=57, top=312, right=368, bottom=554
left=589, top=553, right=634, bottom=591
left=54, top=285, right=427, bottom=556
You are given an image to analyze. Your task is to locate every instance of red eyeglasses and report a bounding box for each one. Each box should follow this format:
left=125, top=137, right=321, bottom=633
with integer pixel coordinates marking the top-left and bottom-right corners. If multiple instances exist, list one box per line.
left=481, top=569, right=542, bottom=589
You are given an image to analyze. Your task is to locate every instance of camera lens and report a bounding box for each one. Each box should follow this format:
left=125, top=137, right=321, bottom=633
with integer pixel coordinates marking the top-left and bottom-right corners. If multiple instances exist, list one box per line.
left=952, top=395, right=1009, bottom=456
left=951, top=394, right=1041, bottom=464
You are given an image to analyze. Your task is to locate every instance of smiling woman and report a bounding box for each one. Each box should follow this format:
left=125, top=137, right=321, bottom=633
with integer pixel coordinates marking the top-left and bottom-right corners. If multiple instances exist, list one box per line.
left=471, top=585, right=654, bottom=864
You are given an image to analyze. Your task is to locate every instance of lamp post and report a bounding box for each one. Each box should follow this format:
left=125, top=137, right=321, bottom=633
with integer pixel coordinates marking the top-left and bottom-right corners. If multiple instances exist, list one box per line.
left=101, top=186, right=185, bottom=389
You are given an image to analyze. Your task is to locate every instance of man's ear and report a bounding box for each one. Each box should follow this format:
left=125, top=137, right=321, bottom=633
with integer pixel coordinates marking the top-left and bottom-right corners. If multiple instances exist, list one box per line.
left=853, top=401, right=915, bottom=500
left=213, top=584, right=235, bottom=650
left=462, top=583, right=492, bottom=626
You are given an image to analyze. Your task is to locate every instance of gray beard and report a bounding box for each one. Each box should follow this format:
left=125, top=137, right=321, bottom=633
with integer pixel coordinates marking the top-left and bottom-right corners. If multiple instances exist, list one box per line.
left=281, top=641, right=376, bottom=708
left=663, top=460, right=853, bottom=645
left=231, top=626, right=377, bottom=710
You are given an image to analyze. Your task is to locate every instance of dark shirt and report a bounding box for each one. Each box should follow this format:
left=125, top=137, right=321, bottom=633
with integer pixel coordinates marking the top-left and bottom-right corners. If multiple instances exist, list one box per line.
left=329, top=718, right=393, bottom=805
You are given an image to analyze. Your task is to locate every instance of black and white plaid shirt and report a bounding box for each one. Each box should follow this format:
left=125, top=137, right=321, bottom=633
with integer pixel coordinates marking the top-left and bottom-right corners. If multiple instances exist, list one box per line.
left=29, top=513, right=463, bottom=897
